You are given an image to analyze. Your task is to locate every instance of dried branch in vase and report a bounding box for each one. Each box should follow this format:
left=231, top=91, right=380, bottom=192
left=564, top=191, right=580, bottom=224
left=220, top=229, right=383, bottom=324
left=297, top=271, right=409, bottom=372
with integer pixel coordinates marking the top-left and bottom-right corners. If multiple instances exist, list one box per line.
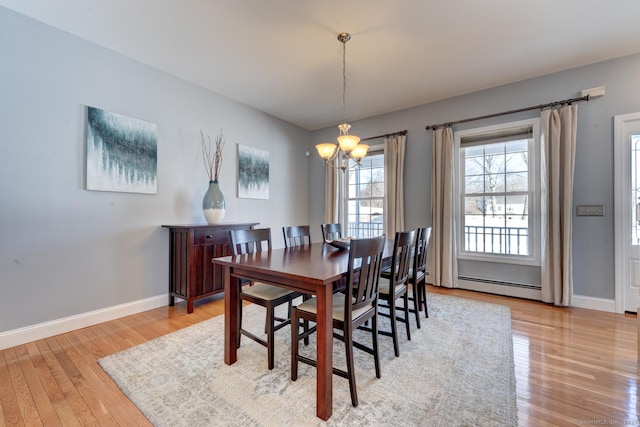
left=201, top=129, right=225, bottom=182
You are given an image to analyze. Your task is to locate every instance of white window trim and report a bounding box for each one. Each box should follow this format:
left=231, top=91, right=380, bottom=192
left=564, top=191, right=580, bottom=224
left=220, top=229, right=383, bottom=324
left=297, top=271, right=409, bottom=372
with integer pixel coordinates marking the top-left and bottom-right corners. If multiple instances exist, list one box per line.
left=454, top=118, right=541, bottom=266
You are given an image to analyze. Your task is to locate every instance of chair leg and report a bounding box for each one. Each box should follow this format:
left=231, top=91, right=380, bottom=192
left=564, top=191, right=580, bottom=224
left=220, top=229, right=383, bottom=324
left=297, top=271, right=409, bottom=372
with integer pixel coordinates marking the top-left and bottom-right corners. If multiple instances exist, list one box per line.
left=266, top=305, right=275, bottom=370
left=421, top=281, right=429, bottom=318
left=344, top=325, right=358, bottom=407
left=301, top=295, right=310, bottom=346
left=372, top=314, right=381, bottom=379
left=303, top=319, right=310, bottom=346
left=291, top=308, right=299, bottom=381
left=412, top=282, right=421, bottom=329
left=389, top=299, right=400, bottom=357
left=403, top=291, right=411, bottom=341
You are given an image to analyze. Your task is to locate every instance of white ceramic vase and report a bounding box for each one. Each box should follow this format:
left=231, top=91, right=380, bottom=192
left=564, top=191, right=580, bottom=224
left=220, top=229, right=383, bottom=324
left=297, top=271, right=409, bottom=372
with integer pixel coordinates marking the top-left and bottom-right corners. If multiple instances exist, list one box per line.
left=202, top=180, right=226, bottom=224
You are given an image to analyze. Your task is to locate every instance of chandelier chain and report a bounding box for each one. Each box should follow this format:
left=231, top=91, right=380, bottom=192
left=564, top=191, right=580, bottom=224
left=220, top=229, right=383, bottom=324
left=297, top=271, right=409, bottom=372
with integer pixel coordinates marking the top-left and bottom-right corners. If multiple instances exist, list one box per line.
left=342, top=37, right=347, bottom=123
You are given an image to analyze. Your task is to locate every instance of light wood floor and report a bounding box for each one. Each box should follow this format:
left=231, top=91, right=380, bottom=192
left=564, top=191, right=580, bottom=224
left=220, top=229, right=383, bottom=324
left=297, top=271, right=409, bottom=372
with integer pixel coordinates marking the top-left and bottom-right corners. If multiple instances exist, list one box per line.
left=1, top=287, right=638, bottom=426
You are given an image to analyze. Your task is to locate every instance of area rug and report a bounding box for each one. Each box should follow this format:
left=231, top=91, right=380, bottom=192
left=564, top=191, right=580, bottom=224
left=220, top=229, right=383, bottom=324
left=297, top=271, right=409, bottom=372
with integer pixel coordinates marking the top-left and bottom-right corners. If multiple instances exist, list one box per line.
left=98, top=294, right=517, bottom=426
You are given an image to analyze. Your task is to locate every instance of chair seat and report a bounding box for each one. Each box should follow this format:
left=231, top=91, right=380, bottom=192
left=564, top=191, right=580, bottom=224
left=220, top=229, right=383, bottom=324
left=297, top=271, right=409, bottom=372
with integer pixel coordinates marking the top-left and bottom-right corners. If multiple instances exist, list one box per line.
left=242, top=282, right=296, bottom=300
left=382, top=267, right=420, bottom=281
left=378, top=277, right=406, bottom=296
left=408, top=268, right=425, bottom=282
left=296, top=293, right=372, bottom=322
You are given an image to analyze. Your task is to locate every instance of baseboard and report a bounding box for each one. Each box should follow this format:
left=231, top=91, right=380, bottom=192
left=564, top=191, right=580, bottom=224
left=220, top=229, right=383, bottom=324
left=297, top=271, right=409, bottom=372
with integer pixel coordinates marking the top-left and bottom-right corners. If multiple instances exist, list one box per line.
left=457, top=278, right=618, bottom=313
left=571, top=294, right=617, bottom=313
left=0, top=294, right=168, bottom=350
left=458, top=278, right=542, bottom=300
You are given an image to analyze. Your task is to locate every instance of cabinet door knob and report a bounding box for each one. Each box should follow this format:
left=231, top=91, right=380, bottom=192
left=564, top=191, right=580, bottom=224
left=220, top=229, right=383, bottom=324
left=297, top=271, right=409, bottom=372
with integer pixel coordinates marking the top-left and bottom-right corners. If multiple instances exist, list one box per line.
left=206, top=235, right=213, bottom=239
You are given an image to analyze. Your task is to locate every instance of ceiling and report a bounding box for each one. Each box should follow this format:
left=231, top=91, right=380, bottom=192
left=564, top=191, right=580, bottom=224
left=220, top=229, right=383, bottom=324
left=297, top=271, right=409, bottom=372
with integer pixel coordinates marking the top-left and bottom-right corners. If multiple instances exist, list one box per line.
left=3, top=0, right=640, bottom=131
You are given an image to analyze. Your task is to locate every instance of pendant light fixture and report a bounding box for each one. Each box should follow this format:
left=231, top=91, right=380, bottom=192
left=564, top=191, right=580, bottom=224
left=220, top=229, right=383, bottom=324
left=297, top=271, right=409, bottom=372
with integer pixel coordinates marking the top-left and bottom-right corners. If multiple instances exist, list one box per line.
left=316, top=33, right=368, bottom=170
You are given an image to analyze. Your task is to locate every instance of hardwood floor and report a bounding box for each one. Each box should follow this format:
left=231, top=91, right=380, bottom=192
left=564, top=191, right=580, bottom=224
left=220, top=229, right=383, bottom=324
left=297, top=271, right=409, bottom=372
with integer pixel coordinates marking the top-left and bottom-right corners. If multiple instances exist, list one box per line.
left=1, top=287, right=638, bottom=426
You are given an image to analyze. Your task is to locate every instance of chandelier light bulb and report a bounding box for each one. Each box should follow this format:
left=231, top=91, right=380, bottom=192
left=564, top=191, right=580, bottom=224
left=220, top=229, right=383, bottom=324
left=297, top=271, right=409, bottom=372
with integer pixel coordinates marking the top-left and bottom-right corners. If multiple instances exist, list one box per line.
left=316, top=143, right=337, bottom=160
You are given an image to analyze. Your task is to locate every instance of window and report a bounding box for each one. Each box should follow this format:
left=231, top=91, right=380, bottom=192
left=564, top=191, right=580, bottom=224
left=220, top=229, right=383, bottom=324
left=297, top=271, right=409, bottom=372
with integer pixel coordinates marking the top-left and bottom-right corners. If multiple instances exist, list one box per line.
left=346, top=149, right=384, bottom=237
left=456, top=119, right=540, bottom=264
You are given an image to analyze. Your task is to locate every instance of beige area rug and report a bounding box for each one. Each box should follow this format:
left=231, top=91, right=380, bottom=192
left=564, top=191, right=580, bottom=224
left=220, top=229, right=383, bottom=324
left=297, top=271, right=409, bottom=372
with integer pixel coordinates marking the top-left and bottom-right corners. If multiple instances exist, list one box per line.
left=98, top=294, right=517, bottom=426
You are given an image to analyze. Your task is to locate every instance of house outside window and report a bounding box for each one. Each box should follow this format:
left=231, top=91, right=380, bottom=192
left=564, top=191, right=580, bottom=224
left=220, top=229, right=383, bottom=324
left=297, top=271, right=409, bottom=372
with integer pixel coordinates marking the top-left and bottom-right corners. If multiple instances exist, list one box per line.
left=456, top=119, right=540, bottom=266
left=345, top=149, right=385, bottom=238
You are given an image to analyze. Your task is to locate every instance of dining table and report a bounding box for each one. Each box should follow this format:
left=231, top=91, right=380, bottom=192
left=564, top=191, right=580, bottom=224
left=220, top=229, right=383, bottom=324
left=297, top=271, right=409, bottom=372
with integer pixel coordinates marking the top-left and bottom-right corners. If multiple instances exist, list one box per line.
left=212, top=241, right=392, bottom=421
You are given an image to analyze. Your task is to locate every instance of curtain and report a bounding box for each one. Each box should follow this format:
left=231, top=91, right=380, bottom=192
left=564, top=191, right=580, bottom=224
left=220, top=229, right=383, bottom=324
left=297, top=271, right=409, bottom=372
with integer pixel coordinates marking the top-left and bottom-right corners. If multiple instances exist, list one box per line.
left=384, top=134, right=406, bottom=234
left=427, top=127, right=458, bottom=288
left=540, top=104, right=577, bottom=306
left=323, top=157, right=342, bottom=224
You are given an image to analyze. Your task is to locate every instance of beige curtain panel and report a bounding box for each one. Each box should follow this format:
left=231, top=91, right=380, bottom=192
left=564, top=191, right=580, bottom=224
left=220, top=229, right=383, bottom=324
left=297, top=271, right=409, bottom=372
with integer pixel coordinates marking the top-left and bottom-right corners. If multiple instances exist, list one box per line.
left=428, top=127, right=458, bottom=288
left=540, top=104, right=577, bottom=306
left=384, top=134, right=406, bottom=234
left=324, top=158, right=342, bottom=224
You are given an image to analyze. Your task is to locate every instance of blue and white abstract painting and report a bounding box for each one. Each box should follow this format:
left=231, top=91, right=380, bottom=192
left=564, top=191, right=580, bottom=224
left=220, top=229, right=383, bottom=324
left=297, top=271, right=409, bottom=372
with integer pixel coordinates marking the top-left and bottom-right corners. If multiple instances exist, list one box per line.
left=238, top=144, right=269, bottom=199
left=86, top=106, right=158, bottom=194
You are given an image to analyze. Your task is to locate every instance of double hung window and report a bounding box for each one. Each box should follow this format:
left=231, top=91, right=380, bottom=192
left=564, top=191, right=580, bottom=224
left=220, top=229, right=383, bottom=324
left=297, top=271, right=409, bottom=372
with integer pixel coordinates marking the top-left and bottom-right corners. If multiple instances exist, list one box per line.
left=346, top=150, right=385, bottom=238
left=457, top=119, right=540, bottom=265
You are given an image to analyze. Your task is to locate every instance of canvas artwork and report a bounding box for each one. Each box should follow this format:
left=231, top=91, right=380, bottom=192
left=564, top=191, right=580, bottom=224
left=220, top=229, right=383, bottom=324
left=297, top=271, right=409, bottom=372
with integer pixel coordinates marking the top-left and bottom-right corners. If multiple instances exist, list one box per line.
left=86, top=106, right=158, bottom=194
left=237, top=144, right=269, bottom=199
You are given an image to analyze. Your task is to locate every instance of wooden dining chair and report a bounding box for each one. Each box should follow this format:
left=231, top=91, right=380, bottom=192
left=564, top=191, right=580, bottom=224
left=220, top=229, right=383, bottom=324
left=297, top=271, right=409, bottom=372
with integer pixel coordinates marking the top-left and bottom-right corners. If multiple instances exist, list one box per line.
left=229, top=228, right=301, bottom=370
left=283, top=225, right=313, bottom=342
left=291, top=234, right=386, bottom=407
left=282, top=225, right=311, bottom=248
left=320, top=223, right=342, bottom=242
left=376, top=229, right=416, bottom=357
left=408, top=227, right=431, bottom=325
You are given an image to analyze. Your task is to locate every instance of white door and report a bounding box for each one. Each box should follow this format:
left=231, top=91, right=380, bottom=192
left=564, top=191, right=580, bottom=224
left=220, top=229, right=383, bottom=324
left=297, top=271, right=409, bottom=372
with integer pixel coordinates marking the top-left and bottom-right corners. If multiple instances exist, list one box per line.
left=614, top=113, right=640, bottom=313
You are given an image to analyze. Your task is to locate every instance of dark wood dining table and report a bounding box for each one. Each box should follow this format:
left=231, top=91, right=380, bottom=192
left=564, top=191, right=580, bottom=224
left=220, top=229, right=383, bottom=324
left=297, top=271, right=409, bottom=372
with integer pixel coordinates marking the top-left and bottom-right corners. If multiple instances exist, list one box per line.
left=212, top=241, right=392, bottom=420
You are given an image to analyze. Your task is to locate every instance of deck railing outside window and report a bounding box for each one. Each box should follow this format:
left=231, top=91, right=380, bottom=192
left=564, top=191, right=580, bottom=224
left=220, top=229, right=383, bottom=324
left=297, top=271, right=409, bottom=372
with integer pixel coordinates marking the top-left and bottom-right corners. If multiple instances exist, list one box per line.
left=464, top=225, right=529, bottom=255
left=348, top=222, right=384, bottom=238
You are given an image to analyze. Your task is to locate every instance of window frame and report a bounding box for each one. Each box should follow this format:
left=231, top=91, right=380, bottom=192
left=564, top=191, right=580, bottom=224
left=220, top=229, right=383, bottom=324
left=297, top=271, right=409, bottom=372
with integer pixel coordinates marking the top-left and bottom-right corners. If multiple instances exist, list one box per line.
left=455, top=118, right=541, bottom=266
left=343, top=143, right=385, bottom=238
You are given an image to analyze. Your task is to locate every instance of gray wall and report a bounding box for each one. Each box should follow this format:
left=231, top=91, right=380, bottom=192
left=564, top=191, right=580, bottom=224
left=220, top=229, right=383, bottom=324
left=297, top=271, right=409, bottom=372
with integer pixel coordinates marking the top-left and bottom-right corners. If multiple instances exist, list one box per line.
left=0, top=8, right=310, bottom=333
left=310, top=52, right=640, bottom=301
left=4, top=5, right=640, bottom=335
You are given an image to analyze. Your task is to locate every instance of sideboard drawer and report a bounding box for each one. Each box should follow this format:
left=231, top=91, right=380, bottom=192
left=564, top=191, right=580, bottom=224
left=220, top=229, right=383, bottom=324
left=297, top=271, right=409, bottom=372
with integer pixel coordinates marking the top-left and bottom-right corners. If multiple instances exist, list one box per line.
left=194, top=229, right=229, bottom=245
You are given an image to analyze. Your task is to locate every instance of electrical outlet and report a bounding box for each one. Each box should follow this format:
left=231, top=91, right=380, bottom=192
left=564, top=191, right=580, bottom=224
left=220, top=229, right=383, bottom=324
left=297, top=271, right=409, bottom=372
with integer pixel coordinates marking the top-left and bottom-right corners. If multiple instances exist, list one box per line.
left=576, top=205, right=604, bottom=216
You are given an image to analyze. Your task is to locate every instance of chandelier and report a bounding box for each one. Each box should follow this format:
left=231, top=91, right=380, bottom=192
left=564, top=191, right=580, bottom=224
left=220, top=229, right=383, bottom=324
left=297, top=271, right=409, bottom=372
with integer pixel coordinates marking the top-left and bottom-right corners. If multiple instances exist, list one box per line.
left=316, top=33, right=369, bottom=171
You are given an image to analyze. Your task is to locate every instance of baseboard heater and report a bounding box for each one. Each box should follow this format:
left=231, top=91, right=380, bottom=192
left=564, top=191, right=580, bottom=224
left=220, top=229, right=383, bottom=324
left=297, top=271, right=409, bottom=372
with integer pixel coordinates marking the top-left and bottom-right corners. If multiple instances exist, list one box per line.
left=458, top=276, right=541, bottom=290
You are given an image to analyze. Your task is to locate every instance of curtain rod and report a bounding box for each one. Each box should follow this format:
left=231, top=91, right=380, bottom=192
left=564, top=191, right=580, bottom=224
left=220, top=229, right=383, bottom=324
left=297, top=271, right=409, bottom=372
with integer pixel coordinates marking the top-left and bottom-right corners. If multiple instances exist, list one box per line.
left=359, top=129, right=408, bottom=142
left=424, top=95, right=590, bottom=130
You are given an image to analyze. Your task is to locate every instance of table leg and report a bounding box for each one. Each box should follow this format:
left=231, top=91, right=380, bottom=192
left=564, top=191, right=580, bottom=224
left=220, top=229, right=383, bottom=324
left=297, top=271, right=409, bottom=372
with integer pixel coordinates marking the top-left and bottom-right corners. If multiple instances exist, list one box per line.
left=315, top=282, right=333, bottom=420
left=224, top=266, right=238, bottom=365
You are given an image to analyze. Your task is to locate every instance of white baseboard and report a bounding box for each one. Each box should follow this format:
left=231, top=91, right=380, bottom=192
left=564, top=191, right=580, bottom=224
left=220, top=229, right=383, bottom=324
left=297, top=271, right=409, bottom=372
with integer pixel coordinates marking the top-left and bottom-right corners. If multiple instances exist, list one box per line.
left=0, top=294, right=168, bottom=350
left=458, top=279, right=542, bottom=301
left=457, top=279, right=618, bottom=313
left=571, top=294, right=617, bottom=313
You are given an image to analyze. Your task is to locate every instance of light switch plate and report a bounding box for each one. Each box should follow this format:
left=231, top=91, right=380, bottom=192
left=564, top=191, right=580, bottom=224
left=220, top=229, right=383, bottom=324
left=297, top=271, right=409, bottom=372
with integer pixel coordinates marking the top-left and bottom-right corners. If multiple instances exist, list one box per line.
left=576, top=205, right=604, bottom=216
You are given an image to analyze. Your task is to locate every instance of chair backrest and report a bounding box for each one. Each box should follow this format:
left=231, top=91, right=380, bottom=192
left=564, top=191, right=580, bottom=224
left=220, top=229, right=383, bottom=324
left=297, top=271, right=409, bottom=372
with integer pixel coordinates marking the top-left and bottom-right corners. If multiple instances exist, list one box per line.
left=229, top=228, right=272, bottom=256
left=282, top=225, right=311, bottom=248
left=321, top=223, right=342, bottom=242
left=345, top=235, right=387, bottom=317
left=389, top=229, right=417, bottom=288
left=413, top=227, right=431, bottom=276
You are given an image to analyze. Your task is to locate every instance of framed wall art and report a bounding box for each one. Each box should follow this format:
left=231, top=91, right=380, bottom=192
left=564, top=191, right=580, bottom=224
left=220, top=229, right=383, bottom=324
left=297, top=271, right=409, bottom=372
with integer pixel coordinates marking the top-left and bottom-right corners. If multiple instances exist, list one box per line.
left=86, top=106, right=158, bottom=194
left=237, top=144, right=269, bottom=199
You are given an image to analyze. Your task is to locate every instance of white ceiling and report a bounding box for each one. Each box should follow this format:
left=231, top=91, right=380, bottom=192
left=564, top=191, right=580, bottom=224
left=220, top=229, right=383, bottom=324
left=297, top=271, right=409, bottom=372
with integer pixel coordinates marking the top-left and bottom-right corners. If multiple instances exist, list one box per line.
left=3, top=0, right=640, bottom=131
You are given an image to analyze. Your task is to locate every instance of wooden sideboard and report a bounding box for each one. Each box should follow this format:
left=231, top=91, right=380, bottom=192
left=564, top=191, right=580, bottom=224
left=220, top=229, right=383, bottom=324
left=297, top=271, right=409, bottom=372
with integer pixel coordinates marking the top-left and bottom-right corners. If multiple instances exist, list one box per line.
left=162, top=223, right=258, bottom=313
